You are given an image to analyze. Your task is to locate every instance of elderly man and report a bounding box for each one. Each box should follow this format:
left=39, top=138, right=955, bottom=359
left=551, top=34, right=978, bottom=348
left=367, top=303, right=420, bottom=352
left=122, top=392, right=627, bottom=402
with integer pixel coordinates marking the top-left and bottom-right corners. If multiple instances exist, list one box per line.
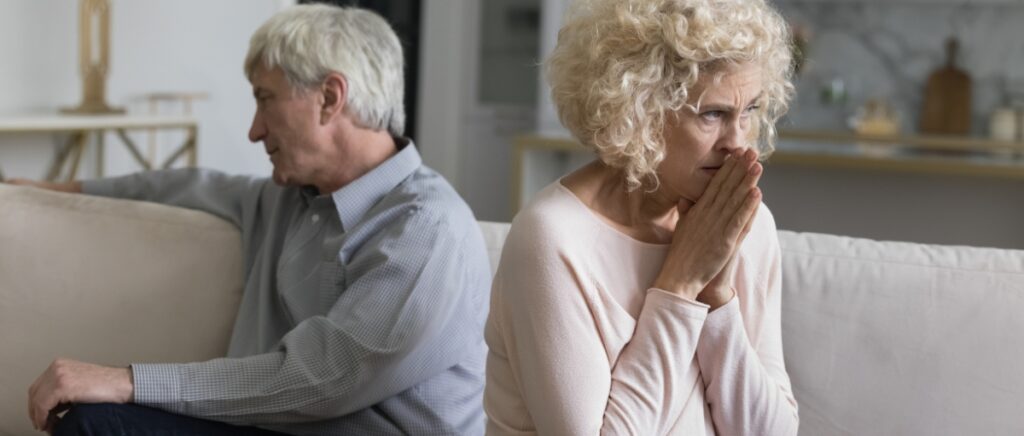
left=12, top=4, right=490, bottom=435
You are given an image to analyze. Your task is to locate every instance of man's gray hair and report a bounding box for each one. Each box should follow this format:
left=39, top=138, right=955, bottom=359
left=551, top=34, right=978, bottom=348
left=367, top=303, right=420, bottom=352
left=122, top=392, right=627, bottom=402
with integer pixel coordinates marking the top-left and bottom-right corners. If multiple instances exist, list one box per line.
left=245, top=4, right=405, bottom=137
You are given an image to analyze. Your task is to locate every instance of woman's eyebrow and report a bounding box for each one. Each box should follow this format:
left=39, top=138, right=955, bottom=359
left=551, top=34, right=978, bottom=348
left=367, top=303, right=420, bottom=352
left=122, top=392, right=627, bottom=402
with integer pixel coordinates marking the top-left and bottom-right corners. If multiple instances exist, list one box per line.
left=698, top=93, right=765, bottom=111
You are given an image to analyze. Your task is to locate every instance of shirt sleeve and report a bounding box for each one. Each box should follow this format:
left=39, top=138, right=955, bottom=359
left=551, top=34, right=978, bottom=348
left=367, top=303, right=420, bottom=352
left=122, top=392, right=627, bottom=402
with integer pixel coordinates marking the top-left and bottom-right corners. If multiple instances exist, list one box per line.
left=81, top=168, right=267, bottom=230
left=695, top=218, right=800, bottom=436
left=129, top=206, right=489, bottom=425
left=486, top=220, right=711, bottom=435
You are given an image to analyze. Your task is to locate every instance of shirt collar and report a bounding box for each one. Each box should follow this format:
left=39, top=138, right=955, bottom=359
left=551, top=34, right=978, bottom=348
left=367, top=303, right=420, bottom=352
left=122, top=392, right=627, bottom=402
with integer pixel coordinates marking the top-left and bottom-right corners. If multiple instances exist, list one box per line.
left=329, top=138, right=421, bottom=230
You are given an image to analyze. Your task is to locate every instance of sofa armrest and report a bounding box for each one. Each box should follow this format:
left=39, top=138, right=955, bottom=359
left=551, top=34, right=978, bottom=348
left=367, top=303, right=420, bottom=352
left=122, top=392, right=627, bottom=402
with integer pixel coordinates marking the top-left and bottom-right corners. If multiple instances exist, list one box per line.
left=0, top=184, right=243, bottom=434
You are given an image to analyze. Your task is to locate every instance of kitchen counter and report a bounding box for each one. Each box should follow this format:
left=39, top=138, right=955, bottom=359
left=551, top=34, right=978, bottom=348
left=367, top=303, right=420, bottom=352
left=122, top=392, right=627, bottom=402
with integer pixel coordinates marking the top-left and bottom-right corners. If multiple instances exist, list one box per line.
left=773, top=129, right=1024, bottom=180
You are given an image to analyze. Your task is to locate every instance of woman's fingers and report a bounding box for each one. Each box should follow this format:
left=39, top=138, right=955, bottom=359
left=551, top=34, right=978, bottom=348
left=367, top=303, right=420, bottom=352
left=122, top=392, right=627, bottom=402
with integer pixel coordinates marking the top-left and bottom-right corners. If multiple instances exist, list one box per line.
left=710, top=149, right=757, bottom=213
left=698, top=151, right=740, bottom=209
left=725, top=161, right=761, bottom=213
left=726, top=186, right=761, bottom=245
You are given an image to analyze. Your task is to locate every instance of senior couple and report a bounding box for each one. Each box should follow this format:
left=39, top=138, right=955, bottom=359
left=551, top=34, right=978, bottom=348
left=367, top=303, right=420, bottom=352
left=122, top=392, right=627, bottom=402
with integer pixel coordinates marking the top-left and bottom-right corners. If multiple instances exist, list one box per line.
left=10, top=1, right=799, bottom=434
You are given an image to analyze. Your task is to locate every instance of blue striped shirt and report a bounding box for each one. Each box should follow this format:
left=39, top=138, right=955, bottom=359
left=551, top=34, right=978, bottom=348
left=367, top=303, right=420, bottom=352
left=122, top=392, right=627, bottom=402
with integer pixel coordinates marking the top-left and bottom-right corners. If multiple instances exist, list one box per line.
left=83, top=141, right=491, bottom=435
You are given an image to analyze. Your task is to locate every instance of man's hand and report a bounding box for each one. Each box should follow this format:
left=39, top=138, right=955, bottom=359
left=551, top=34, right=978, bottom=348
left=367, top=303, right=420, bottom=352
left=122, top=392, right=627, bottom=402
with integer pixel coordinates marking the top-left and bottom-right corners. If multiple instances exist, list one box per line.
left=27, top=358, right=134, bottom=433
left=4, top=178, right=83, bottom=194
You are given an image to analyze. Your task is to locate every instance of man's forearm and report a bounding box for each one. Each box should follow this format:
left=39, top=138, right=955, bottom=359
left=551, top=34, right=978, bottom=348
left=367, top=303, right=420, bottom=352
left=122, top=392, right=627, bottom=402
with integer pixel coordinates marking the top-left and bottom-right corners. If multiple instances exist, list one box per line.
left=4, top=178, right=82, bottom=193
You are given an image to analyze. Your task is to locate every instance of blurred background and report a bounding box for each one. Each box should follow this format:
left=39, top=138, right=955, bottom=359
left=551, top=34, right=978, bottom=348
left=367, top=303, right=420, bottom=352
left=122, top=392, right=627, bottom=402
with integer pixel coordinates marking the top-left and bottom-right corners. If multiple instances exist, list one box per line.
left=1, top=0, right=1022, bottom=248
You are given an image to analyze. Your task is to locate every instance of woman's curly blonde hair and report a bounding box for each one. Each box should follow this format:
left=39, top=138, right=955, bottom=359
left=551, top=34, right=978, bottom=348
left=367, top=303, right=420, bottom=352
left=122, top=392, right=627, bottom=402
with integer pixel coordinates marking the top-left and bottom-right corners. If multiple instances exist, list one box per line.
left=547, top=0, right=795, bottom=191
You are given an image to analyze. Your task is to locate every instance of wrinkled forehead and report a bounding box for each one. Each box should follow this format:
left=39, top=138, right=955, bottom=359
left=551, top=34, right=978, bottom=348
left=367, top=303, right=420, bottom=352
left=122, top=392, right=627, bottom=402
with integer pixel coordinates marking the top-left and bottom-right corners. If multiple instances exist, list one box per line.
left=686, top=62, right=764, bottom=107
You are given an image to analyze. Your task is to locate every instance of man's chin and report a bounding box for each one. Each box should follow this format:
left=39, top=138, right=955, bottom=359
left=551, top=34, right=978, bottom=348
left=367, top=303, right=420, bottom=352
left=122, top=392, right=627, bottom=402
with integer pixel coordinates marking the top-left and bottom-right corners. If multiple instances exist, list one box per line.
left=271, top=171, right=290, bottom=187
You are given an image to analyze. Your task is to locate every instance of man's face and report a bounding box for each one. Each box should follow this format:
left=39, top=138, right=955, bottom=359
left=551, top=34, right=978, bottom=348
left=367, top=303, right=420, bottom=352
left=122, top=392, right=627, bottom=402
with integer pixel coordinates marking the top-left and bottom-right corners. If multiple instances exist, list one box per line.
left=248, top=65, right=332, bottom=187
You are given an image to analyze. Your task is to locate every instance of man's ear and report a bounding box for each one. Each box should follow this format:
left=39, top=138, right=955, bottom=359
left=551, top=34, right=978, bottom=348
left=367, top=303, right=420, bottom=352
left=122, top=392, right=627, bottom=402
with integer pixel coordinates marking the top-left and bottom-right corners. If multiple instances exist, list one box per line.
left=320, top=72, right=348, bottom=125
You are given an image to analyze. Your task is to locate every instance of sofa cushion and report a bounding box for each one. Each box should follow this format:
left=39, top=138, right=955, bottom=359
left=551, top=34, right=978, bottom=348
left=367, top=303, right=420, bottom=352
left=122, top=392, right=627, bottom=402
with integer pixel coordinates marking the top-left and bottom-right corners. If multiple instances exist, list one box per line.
left=779, top=230, right=1024, bottom=435
left=478, top=221, right=510, bottom=275
left=0, top=184, right=243, bottom=434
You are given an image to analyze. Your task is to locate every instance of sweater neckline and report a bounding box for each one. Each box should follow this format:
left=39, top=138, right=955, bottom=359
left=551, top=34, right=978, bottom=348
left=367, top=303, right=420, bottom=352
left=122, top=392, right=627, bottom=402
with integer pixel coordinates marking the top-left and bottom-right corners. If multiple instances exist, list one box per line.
left=553, top=180, right=671, bottom=250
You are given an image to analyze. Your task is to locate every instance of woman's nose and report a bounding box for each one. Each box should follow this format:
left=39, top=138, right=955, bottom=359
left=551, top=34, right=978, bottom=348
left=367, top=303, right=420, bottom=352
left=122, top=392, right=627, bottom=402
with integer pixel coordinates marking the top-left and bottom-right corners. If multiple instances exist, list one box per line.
left=716, top=118, right=747, bottom=153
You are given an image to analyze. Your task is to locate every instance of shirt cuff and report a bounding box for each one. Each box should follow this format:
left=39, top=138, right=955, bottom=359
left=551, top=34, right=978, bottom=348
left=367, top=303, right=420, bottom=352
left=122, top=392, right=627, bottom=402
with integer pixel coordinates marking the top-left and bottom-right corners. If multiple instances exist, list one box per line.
left=130, top=363, right=183, bottom=409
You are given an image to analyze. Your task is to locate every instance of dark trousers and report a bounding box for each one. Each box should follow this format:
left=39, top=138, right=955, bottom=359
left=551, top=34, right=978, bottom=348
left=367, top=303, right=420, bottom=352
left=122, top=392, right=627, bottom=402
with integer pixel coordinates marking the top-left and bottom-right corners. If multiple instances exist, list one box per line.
left=54, top=403, right=290, bottom=436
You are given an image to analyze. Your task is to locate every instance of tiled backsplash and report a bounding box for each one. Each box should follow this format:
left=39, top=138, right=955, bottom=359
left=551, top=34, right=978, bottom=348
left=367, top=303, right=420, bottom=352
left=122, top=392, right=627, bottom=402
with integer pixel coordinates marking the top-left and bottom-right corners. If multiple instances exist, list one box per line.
left=777, top=1, right=1024, bottom=136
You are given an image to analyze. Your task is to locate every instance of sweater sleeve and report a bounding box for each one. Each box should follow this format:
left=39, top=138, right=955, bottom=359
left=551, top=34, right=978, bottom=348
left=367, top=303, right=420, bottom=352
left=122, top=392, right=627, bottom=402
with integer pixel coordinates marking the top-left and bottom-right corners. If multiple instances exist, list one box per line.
left=695, top=214, right=800, bottom=435
left=486, top=218, right=711, bottom=435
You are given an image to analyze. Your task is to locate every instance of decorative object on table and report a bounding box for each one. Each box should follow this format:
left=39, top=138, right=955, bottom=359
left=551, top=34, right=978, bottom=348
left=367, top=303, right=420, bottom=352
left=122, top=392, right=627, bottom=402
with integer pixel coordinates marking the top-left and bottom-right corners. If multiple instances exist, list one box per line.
left=849, top=98, right=900, bottom=136
left=988, top=107, right=1022, bottom=143
left=820, top=76, right=847, bottom=106
left=989, top=79, right=1024, bottom=144
left=919, top=37, right=971, bottom=136
left=62, top=0, right=124, bottom=115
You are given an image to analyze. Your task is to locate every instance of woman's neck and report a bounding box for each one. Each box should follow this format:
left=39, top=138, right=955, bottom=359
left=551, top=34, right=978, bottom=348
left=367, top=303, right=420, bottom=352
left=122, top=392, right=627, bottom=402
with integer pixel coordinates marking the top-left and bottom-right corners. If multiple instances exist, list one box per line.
left=562, top=161, right=680, bottom=244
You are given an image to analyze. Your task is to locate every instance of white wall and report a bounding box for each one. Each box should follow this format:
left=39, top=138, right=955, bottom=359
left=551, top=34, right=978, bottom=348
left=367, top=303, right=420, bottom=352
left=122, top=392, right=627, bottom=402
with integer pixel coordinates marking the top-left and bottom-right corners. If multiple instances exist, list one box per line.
left=417, top=0, right=538, bottom=222
left=417, top=0, right=475, bottom=192
left=759, top=164, right=1024, bottom=249
left=0, top=0, right=293, bottom=181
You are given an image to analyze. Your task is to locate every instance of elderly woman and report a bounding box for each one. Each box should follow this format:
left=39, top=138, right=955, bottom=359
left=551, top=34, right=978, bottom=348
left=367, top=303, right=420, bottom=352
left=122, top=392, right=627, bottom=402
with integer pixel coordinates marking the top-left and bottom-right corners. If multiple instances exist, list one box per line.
left=484, top=0, right=799, bottom=434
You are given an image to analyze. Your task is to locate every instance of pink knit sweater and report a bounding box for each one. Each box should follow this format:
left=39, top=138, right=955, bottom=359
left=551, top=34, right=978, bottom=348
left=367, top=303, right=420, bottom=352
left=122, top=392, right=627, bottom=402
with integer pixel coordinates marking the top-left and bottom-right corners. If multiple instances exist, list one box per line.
left=484, top=182, right=799, bottom=435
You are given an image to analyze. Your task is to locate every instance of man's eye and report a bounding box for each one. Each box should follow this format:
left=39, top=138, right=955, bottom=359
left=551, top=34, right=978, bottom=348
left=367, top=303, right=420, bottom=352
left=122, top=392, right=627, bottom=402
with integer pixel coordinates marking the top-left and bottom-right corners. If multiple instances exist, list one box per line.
left=744, top=105, right=761, bottom=114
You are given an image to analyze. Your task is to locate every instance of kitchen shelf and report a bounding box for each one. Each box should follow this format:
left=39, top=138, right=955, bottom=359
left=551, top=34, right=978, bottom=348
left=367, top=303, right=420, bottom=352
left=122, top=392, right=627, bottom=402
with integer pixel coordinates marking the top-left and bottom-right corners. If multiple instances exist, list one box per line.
left=774, top=129, right=1024, bottom=180
left=778, top=129, right=1024, bottom=153
left=512, top=132, right=1024, bottom=211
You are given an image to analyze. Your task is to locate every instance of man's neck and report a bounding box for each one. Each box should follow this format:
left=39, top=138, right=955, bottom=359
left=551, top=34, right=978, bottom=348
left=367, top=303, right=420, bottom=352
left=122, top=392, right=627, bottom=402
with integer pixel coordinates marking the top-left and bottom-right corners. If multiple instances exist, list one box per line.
left=316, top=128, right=398, bottom=194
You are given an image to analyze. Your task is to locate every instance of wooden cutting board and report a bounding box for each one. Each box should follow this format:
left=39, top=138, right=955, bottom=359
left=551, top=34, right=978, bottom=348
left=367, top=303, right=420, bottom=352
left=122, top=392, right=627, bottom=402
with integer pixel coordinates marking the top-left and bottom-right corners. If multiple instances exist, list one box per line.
left=919, top=38, right=972, bottom=135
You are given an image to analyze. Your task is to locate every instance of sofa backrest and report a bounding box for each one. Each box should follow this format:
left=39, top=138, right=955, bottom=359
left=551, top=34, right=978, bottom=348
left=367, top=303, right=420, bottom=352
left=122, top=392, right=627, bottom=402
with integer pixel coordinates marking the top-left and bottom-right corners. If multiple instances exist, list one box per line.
left=779, top=230, right=1024, bottom=435
left=478, top=221, right=511, bottom=275
left=0, top=185, right=244, bottom=435
left=3, top=188, right=1021, bottom=435
left=478, top=221, right=1024, bottom=435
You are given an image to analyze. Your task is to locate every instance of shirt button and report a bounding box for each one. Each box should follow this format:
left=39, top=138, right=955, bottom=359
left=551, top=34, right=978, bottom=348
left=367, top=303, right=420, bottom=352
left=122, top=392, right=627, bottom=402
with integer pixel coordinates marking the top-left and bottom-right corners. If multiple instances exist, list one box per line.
left=312, top=214, right=320, bottom=223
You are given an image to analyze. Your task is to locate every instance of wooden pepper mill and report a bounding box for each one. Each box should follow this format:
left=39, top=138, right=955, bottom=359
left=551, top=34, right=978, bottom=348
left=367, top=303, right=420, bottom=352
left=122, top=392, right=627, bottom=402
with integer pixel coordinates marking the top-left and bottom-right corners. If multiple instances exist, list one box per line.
left=919, top=37, right=971, bottom=135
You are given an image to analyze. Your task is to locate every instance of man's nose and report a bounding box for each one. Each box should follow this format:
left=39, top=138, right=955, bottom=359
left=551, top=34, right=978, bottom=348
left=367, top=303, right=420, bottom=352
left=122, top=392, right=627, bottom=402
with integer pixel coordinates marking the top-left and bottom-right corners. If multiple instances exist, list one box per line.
left=248, top=113, right=266, bottom=143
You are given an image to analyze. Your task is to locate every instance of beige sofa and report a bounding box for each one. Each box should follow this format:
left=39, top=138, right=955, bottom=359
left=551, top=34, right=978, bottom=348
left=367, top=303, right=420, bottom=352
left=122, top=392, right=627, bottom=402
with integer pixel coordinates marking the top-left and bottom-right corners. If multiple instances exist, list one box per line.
left=2, top=184, right=1023, bottom=435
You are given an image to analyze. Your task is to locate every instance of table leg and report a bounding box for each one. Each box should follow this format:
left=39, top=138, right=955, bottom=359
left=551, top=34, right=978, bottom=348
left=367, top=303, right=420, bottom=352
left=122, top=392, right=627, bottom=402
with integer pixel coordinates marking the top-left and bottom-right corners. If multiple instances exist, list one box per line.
left=114, top=129, right=152, bottom=170
left=66, top=132, right=88, bottom=182
left=187, top=126, right=197, bottom=167
left=161, top=126, right=198, bottom=169
left=96, top=129, right=105, bottom=177
left=46, top=132, right=84, bottom=181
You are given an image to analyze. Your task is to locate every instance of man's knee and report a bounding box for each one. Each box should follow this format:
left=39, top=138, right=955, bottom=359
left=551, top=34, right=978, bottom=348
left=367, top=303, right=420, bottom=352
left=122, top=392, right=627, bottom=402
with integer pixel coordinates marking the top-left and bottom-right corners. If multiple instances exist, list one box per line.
left=53, top=403, right=126, bottom=436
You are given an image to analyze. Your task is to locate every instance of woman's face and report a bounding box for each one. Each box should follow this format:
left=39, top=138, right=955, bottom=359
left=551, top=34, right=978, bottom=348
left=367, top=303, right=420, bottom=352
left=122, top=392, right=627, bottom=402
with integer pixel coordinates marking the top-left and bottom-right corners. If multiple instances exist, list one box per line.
left=658, top=63, right=764, bottom=203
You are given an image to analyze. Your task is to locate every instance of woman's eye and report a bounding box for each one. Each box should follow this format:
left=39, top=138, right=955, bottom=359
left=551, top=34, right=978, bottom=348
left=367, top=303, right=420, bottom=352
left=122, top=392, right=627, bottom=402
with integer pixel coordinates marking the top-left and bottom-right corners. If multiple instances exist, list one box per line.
left=700, top=110, right=724, bottom=121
